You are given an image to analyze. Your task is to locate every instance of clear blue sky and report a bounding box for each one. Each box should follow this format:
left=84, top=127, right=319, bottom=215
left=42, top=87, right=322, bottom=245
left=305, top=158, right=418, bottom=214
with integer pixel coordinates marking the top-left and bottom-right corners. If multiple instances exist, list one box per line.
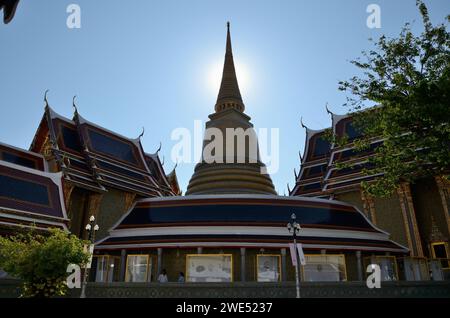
left=0, top=0, right=448, bottom=194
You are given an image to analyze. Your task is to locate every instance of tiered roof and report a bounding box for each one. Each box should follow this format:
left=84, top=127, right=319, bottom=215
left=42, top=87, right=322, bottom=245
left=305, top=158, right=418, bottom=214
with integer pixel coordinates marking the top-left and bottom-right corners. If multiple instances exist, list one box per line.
left=0, top=143, right=68, bottom=233
left=291, top=111, right=382, bottom=196
left=30, top=101, right=179, bottom=197
left=96, top=194, right=407, bottom=253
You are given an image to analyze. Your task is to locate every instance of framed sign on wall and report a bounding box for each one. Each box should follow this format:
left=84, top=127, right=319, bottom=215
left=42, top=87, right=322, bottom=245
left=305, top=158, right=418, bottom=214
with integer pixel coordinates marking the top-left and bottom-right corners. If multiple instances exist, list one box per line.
left=186, top=254, right=233, bottom=282
left=256, top=254, right=281, bottom=282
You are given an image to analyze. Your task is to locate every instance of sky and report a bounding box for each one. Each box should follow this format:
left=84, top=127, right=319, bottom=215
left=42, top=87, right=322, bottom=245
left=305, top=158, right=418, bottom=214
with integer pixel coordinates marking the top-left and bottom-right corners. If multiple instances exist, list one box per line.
left=0, top=0, right=448, bottom=194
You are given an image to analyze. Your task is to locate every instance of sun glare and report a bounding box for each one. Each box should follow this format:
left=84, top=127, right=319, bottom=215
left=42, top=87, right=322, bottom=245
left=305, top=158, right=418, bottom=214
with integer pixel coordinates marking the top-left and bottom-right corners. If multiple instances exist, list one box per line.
left=207, top=60, right=250, bottom=97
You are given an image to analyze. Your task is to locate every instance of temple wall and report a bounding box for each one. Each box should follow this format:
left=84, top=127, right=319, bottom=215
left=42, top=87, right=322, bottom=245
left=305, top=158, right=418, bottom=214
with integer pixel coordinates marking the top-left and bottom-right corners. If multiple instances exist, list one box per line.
left=161, top=248, right=196, bottom=282
left=67, top=187, right=131, bottom=240
left=96, top=189, right=131, bottom=240
left=92, top=246, right=420, bottom=286
left=334, top=191, right=364, bottom=214
left=333, top=189, right=409, bottom=250
left=411, top=177, right=449, bottom=257
left=345, top=253, right=359, bottom=281
left=68, top=188, right=88, bottom=238
left=373, top=193, right=409, bottom=248
left=106, top=248, right=362, bottom=282
left=245, top=248, right=257, bottom=281
left=148, top=248, right=363, bottom=282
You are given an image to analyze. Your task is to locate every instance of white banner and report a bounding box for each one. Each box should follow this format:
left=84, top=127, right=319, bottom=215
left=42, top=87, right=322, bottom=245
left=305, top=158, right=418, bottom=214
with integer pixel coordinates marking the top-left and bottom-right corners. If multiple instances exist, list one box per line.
left=289, top=243, right=306, bottom=266
left=296, top=243, right=306, bottom=266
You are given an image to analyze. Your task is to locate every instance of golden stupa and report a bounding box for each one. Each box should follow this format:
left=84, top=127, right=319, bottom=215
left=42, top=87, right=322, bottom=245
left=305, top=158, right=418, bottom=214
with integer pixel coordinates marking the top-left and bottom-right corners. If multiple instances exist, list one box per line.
left=186, top=23, right=277, bottom=195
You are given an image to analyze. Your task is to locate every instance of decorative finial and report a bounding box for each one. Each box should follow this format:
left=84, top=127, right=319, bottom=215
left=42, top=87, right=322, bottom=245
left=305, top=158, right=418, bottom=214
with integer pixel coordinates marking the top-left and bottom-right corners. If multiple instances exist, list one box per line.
left=44, top=89, right=50, bottom=107
left=227, top=21, right=230, bottom=29
left=72, top=95, right=78, bottom=113
left=300, top=116, right=307, bottom=129
left=287, top=183, right=291, bottom=194
left=156, top=142, right=162, bottom=154
left=299, top=150, right=303, bottom=162
left=138, top=127, right=145, bottom=139
left=294, top=168, right=298, bottom=180
left=161, top=155, right=165, bottom=166
left=172, top=158, right=178, bottom=171
left=325, top=102, right=333, bottom=115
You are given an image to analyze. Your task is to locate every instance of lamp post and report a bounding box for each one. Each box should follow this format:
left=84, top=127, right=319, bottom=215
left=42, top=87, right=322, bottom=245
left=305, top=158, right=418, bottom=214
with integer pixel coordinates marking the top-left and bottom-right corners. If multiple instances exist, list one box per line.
left=287, top=213, right=302, bottom=299
left=80, top=215, right=99, bottom=298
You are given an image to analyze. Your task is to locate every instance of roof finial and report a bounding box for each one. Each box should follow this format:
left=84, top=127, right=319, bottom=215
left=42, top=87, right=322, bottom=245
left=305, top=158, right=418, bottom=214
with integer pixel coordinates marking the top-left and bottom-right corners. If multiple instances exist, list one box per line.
left=138, top=127, right=145, bottom=139
left=225, top=21, right=232, bottom=55
left=300, top=116, right=308, bottom=129
left=72, top=95, right=78, bottom=114
left=325, top=102, right=333, bottom=116
left=155, top=142, right=162, bottom=154
left=294, top=168, right=298, bottom=180
left=287, top=183, right=291, bottom=194
left=161, top=155, right=165, bottom=166
left=299, top=150, right=303, bottom=162
left=168, top=160, right=178, bottom=176
left=44, top=89, right=50, bottom=107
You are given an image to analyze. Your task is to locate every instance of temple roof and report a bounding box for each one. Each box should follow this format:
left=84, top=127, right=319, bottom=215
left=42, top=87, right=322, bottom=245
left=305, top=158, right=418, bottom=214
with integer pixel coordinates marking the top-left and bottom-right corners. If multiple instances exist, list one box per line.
left=30, top=102, right=179, bottom=197
left=291, top=112, right=384, bottom=196
left=0, top=150, right=68, bottom=232
left=166, top=165, right=182, bottom=196
left=96, top=194, right=408, bottom=253
left=0, top=141, right=46, bottom=172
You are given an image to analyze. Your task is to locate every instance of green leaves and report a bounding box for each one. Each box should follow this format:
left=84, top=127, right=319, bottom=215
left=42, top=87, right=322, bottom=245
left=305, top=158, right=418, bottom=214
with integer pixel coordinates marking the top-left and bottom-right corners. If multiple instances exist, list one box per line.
left=0, top=228, right=89, bottom=298
left=336, top=1, right=450, bottom=197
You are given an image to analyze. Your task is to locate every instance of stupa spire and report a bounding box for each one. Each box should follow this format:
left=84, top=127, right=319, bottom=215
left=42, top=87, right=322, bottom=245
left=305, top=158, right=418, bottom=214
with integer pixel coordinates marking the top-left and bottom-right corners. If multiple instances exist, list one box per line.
left=186, top=23, right=276, bottom=196
left=215, top=22, right=245, bottom=113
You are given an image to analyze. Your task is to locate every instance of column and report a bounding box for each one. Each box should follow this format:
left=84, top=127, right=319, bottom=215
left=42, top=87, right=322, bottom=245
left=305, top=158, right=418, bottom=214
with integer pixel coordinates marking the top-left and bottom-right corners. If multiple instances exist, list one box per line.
left=320, top=249, right=326, bottom=255
left=197, top=247, right=203, bottom=254
left=356, top=251, right=363, bottom=281
left=62, top=182, right=75, bottom=218
left=281, top=248, right=287, bottom=282
left=361, top=190, right=377, bottom=224
left=397, top=182, right=424, bottom=256
left=240, top=248, right=246, bottom=282
left=119, top=249, right=126, bottom=282
left=435, top=176, right=450, bottom=237
left=157, top=248, right=163, bottom=275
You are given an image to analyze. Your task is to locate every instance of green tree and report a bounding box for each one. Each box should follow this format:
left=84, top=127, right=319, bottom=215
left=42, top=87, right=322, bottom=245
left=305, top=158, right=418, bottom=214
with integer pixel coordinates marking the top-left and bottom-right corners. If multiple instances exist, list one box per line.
left=337, top=0, right=450, bottom=197
left=0, top=228, right=89, bottom=298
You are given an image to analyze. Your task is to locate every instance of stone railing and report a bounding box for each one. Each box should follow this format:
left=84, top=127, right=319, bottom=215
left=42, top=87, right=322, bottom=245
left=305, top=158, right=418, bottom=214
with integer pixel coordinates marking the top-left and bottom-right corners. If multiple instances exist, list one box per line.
left=1, top=279, right=449, bottom=298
